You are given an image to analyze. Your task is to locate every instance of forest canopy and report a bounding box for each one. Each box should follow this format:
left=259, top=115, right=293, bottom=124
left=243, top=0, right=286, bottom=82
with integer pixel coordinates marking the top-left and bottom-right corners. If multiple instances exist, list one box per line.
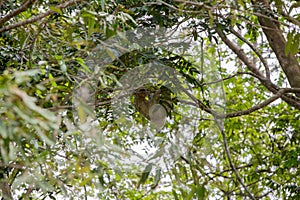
left=0, top=0, right=299, bottom=199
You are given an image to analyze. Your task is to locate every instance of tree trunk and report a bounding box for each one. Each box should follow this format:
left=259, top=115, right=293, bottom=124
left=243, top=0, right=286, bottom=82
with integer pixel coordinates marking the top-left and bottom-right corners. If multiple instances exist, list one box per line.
left=252, top=0, right=300, bottom=92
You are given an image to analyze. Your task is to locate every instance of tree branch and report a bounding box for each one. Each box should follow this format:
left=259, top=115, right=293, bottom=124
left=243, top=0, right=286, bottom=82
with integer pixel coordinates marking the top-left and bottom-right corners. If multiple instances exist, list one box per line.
left=23, top=185, right=34, bottom=199
left=230, top=28, right=271, bottom=80
left=216, top=28, right=300, bottom=110
left=203, top=72, right=258, bottom=86
left=0, top=163, right=25, bottom=170
left=0, top=172, right=12, bottom=200
left=146, top=0, right=204, bottom=14
left=252, top=0, right=300, bottom=92
left=0, top=0, right=84, bottom=34
left=279, top=11, right=300, bottom=27
left=225, top=88, right=286, bottom=118
left=173, top=0, right=211, bottom=9
left=0, top=0, right=3, bottom=12
left=0, top=0, right=37, bottom=26
left=217, top=125, right=256, bottom=200
left=216, top=28, right=265, bottom=78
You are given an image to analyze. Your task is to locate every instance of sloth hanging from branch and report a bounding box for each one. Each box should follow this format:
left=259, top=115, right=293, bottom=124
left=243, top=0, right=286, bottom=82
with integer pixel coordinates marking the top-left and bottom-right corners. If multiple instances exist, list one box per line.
left=133, top=85, right=174, bottom=130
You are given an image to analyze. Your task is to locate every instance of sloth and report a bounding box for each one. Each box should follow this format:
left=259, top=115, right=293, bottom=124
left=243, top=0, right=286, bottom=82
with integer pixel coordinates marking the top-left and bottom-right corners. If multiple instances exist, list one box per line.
left=133, top=86, right=173, bottom=130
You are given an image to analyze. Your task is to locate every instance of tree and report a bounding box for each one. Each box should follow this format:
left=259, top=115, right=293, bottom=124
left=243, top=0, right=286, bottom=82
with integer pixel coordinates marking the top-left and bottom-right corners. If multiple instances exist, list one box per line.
left=0, top=0, right=299, bottom=199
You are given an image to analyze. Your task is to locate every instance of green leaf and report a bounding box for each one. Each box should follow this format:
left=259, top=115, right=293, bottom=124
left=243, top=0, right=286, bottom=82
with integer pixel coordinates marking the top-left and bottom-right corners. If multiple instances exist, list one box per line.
left=77, top=105, right=87, bottom=123
left=0, top=120, right=7, bottom=138
left=192, top=30, right=198, bottom=41
left=195, top=185, right=206, bottom=200
left=49, top=6, right=63, bottom=15
left=137, top=163, right=153, bottom=188
left=290, top=33, right=300, bottom=55
left=76, top=57, right=91, bottom=73
left=186, top=185, right=206, bottom=200
left=105, top=48, right=116, bottom=60
left=172, top=190, right=180, bottom=200
left=88, top=18, right=96, bottom=37
left=151, top=168, right=161, bottom=189
left=49, top=73, right=57, bottom=87
left=34, top=124, right=55, bottom=146
left=120, top=12, right=137, bottom=25
left=100, top=0, right=105, bottom=11
left=187, top=185, right=196, bottom=200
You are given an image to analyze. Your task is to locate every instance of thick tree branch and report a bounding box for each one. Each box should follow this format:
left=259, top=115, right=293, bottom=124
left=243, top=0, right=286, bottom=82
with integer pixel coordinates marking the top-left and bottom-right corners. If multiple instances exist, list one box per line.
left=0, top=0, right=84, bottom=34
left=172, top=86, right=300, bottom=118
left=216, top=28, right=300, bottom=110
left=252, top=0, right=300, bottom=92
left=216, top=28, right=265, bottom=78
left=230, top=28, right=271, bottom=80
left=225, top=88, right=290, bottom=118
left=0, top=0, right=37, bottom=26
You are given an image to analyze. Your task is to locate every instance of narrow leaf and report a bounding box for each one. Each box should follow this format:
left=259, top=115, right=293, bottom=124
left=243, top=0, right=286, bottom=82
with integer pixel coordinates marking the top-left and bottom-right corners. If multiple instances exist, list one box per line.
left=151, top=168, right=161, bottom=189
left=49, top=6, right=63, bottom=15
left=195, top=185, right=206, bottom=200
left=137, top=163, right=153, bottom=188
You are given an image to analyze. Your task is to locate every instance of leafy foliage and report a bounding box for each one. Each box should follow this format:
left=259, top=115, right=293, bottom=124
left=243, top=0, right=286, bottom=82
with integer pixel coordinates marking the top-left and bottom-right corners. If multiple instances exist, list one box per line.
left=0, top=0, right=299, bottom=199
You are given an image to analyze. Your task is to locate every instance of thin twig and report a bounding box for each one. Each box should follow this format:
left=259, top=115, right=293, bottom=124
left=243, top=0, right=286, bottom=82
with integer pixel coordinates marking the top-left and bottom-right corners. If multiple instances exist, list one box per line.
left=202, top=72, right=256, bottom=86
left=217, top=124, right=256, bottom=200
left=174, top=0, right=288, bottom=27
left=230, top=28, right=271, bottom=80
left=216, top=28, right=300, bottom=110
left=23, top=185, right=35, bottom=199
left=173, top=75, right=221, bottom=117
left=146, top=0, right=209, bottom=14
left=280, top=11, right=300, bottom=27
left=0, top=0, right=37, bottom=26
left=0, top=0, right=84, bottom=33
left=0, top=162, right=25, bottom=170
left=173, top=0, right=212, bottom=10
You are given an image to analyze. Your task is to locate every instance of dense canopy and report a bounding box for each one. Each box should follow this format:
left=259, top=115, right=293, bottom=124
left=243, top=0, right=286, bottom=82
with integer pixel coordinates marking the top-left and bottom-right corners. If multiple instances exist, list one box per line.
left=0, top=0, right=300, bottom=199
